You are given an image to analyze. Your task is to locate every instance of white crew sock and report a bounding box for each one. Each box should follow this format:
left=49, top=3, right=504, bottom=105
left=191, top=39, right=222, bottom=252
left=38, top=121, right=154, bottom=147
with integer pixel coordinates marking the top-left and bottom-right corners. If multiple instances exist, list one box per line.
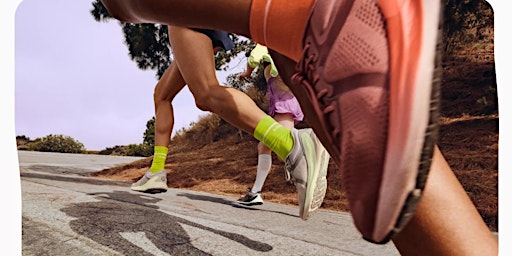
left=251, top=154, right=272, bottom=193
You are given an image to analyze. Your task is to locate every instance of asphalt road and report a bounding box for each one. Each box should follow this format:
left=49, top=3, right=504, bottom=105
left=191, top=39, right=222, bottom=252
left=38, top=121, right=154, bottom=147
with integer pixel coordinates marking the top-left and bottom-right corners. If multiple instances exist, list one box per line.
left=18, top=150, right=402, bottom=256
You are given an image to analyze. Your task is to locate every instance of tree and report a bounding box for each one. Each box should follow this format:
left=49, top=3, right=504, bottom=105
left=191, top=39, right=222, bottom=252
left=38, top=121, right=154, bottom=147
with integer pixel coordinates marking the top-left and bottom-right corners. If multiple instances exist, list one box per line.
left=143, top=116, right=156, bottom=147
left=90, top=0, right=255, bottom=79
left=90, top=1, right=259, bottom=149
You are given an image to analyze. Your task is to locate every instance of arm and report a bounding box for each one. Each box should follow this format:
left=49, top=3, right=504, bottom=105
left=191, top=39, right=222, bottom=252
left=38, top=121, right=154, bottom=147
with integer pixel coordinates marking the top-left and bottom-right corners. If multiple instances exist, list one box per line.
left=239, top=62, right=256, bottom=80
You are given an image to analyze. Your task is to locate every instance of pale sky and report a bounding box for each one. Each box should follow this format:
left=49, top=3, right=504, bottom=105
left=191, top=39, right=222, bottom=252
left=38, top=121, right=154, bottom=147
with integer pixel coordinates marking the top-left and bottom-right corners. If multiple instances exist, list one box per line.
left=2, top=0, right=511, bottom=254
left=13, top=0, right=247, bottom=151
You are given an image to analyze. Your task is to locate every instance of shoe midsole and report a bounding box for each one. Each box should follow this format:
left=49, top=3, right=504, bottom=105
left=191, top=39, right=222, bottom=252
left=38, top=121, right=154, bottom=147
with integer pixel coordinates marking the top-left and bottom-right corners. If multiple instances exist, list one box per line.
left=374, top=0, right=442, bottom=242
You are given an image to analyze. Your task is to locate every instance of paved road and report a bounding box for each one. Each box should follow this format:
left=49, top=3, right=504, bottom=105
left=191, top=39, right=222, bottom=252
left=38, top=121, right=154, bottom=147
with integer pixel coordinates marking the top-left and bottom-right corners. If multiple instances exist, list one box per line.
left=19, top=150, right=402, bottom=256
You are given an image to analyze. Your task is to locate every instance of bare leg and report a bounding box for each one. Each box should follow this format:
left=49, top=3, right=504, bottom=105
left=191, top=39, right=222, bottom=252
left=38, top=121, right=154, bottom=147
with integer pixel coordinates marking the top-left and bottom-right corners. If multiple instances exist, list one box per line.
left=252, top=113, right=295, bottom=193
left=168, top=26, right=266, bottom=134
left=392, top=146, right=498, bottom=256
left=100, top=0, right=251, bottom=37
left=153, top=61, right=187, bottom=147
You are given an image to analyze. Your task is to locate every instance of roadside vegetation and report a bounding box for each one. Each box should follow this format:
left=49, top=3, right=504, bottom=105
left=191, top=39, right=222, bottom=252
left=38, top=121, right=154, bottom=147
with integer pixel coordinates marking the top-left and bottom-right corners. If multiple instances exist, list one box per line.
left=17, top=0, right=497, bottom=231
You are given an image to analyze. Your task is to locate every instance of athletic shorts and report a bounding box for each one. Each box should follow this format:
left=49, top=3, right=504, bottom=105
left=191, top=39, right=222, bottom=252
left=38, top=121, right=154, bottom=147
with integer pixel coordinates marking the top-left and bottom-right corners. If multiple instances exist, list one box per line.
left=192, top=28, right=235, bottom=51
left=267, top=77, right=304, bottom=123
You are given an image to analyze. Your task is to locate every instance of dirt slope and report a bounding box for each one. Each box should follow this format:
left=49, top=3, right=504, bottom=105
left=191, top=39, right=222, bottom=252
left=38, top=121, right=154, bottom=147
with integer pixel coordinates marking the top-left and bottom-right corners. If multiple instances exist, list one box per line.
left=92, top=8, right=498, bottom=231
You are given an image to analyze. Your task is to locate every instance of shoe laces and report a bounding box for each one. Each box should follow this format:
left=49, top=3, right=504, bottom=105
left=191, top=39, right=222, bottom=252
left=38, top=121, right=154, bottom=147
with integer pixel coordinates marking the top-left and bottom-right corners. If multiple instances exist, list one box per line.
left=284, top=159, right=296, bottom=184
left=240, top=189, right=260, bottom=200
left=291, top=43, right=341, bottom=140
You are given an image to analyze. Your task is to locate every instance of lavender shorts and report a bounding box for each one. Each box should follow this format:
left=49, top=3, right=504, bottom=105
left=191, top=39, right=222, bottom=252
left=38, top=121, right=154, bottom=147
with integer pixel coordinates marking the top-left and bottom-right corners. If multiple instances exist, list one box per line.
left=267, top=77, right=304, bottom=124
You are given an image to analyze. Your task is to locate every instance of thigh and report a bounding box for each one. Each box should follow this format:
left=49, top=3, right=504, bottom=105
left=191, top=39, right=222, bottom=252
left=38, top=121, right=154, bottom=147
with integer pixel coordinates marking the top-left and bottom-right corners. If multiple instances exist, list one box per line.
left=168, top=26, right=220, bottom=93
left=100, top=0, right=251, bottom=37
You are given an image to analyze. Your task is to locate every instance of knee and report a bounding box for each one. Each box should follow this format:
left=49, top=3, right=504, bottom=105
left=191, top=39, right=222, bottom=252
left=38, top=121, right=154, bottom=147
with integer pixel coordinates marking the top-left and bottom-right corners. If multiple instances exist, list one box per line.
left=153, top=84, right=166, bottom=104
left=193, top=92, right=213, bottom=112
left=191, top=85, right=218, bottom=112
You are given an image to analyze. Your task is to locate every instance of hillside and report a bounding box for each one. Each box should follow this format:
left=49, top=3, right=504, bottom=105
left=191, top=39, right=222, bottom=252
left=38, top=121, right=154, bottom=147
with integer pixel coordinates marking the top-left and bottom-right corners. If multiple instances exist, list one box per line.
left=91, top=4, right=498, bottom=232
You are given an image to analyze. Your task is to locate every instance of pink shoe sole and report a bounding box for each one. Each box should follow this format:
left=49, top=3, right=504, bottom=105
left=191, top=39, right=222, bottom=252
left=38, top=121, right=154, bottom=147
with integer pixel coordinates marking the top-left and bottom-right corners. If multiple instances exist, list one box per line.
left=276, top=0, right=442, bottom=243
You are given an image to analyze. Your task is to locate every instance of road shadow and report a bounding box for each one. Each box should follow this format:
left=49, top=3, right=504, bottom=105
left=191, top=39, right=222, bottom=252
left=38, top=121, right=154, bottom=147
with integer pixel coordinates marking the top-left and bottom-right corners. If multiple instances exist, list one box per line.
left=20, top=170, right=130, bottom=186
left=61, top=190, right=273, bottom=255
left=176, top=192, right=298, bottom=218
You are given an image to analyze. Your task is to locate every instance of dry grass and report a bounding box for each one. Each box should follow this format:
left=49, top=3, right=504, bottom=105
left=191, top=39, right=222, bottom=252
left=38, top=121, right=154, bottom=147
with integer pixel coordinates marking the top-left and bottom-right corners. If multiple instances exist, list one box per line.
left=92, top=6, right=497, bottom=232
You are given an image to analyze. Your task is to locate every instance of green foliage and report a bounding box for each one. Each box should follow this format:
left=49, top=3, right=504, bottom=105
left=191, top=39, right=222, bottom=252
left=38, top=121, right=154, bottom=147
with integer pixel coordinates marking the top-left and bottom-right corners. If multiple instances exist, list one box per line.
left=98, top=144, right=153, bottom=157
left=97, top=145, right=125, bottom=155
left=215, top=38, right=255, bottom=71
left=95, top=117, right=155, bottom=156
left=92, top=0, right=494, bottom=70
left=29, top=134, right=85, bottom=154
left=90, top=0, right=256, bottom=79
left=122, top=23, right=172, bottom=78
left=125, top=143, right=154, bottom=157
left=143, top=116, right=156, bottom=147
left=226, top=73, right=250, bottom=92
left=16, top=135, right=30, bottom=141
left=90, top=0, right=111, bottom=22
left=16, top=135, right=32, bottom=150
left=225, top=61, right=266, bottom=93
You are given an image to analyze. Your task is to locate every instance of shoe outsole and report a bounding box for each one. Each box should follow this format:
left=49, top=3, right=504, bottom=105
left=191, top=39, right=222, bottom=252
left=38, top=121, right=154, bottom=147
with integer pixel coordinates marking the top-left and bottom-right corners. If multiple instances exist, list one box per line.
left=273, top=0, right=442, bottom=244
left=131, top=176, right=168, bottom=194
left=302, top=130, right=330, bottom=220
left=299, top=130, right=317, bottom=220
left=236, top=201, right=264, bottom=206
left=367, top=0, right=443, bottom=244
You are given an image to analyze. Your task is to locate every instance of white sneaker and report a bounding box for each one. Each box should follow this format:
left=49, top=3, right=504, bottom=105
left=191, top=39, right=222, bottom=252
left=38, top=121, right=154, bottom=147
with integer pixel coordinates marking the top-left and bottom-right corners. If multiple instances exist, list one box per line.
left=131, top=169, right=168, bottom=193
left=285, top=128, right=330, bottom=220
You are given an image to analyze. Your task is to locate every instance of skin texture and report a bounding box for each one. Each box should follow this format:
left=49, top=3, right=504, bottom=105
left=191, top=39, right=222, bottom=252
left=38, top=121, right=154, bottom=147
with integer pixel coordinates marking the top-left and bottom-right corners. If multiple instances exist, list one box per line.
left=153, top=25, right=267, bottom=149
left=392, top=146, right=498, bottom=256
left=100, top=1, right=499, bottom=255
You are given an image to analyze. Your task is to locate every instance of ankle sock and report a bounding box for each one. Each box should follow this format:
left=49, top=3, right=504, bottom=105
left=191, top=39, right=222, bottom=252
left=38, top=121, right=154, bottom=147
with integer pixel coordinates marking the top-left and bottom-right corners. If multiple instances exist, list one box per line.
left=254, top=116, right=293, bottom=160
left=249, top=0, right=315, bottom=62
left=150, top=146, right=168, bottom=173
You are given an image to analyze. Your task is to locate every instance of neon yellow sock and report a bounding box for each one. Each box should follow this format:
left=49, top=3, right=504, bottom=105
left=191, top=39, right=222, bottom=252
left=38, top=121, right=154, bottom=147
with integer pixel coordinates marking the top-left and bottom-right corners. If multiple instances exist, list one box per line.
left=150, top=146, right=168, bottom=173
left=254, top=116, right=294, bottom=160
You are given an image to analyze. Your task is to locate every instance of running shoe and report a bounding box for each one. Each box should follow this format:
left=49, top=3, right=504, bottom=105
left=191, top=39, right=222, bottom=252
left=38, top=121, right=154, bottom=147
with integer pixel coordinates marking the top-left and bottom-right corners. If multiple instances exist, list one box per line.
left=236, top=190, right=264, bottom=206
left=280, top=0, right=442, bottom=243
left=285, top=128, right=330, bottom=220
left=131, top=169, right=168, bottom=194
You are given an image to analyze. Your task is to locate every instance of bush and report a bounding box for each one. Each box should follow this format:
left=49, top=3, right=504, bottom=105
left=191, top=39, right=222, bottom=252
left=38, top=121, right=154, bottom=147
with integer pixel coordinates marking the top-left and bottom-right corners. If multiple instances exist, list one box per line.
left=143, top=116, right=155, bottom=147
left=124, top=143, right=153, bottom=157
left=98, top=145, right=126, bottom=155
left=29, top=134, right=85, bottom=154
left=16, top=135, right=32, bottom=150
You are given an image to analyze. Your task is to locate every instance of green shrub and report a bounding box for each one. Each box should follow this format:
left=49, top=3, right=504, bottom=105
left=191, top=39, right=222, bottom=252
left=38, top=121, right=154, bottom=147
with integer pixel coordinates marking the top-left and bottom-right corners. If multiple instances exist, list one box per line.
left=143, top=116, right=155, bottom=147
left=124, top=143, right=153, bottom=157
left=29, top=134, right=85, bottom=154
left=98, top=145, right=126, bottom=155
left=16, top=135, right=32, bottom=150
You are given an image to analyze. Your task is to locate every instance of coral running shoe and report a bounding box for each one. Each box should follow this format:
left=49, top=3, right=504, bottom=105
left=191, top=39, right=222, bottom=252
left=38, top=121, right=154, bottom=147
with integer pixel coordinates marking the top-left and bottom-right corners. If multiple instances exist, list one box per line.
left=284, top=0, right=442, bottom=243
